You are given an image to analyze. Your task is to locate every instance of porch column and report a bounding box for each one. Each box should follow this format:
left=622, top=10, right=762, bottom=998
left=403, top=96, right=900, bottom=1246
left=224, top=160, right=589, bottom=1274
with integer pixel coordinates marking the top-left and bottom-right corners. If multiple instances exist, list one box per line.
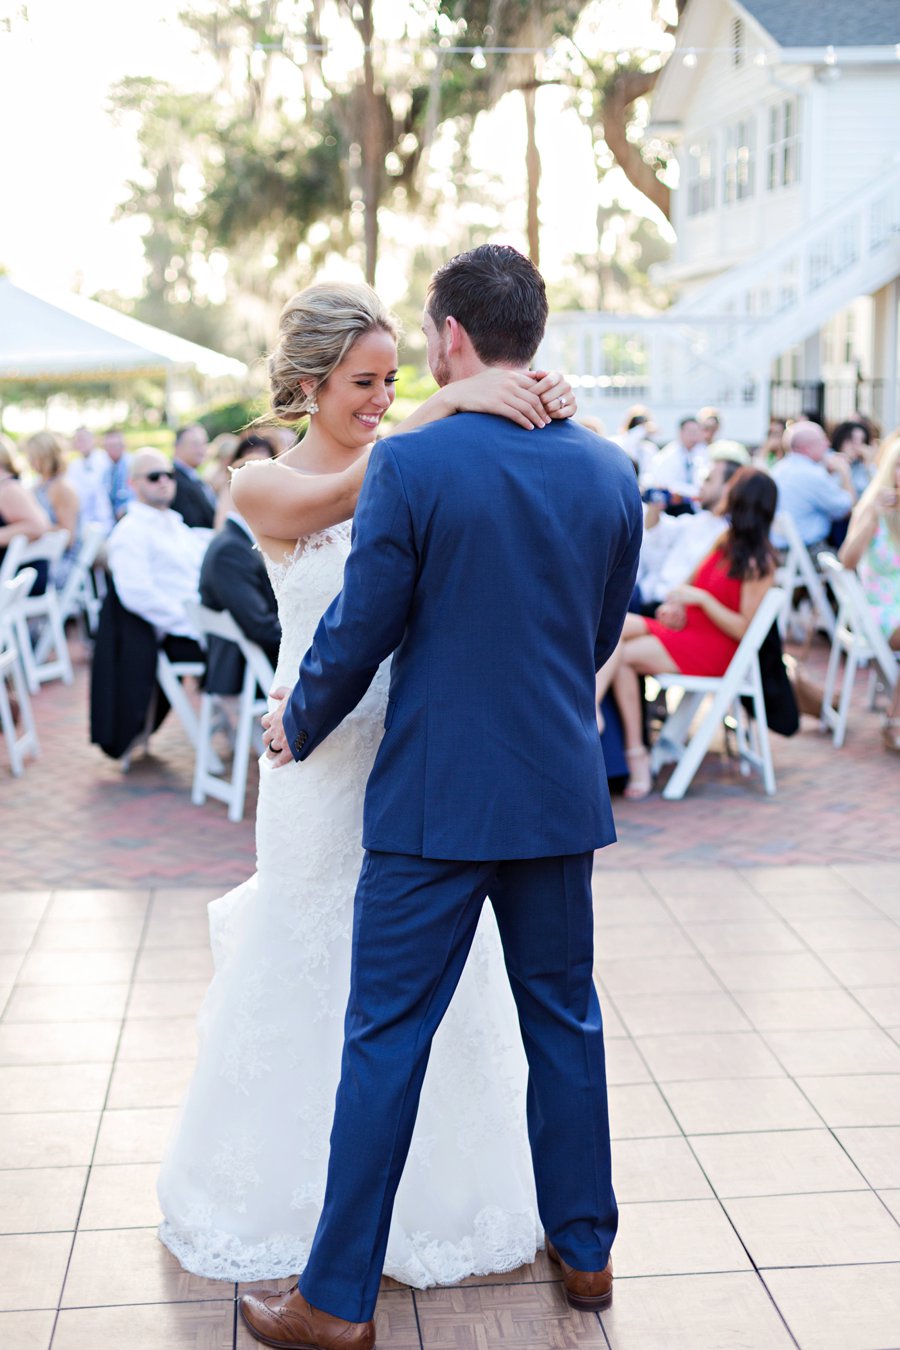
left=871, top=278, right=900, bottom=433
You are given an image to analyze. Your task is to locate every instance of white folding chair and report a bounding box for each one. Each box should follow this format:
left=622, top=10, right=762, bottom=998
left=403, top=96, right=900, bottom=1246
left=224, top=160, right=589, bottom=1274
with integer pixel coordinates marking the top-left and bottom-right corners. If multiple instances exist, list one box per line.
left=0, top=530, right=74, bottom=692
left=818, top=552, right=899, bottom=748
left=775, top=512, right=836, bottom=641
left=155, top=648, right=206, bottom=749
left=0, top=569, right=40, bottom=775
left=183, top=601, right=276, bottom=822
left=650, top=586, right=785, bottom=800
left=33, top=524, right=107, bottom=663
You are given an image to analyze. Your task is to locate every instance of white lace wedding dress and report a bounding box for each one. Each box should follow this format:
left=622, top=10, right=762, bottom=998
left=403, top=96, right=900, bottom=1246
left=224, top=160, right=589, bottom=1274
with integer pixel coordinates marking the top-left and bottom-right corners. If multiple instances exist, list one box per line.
left=158, top=522, right=542, bottom=1286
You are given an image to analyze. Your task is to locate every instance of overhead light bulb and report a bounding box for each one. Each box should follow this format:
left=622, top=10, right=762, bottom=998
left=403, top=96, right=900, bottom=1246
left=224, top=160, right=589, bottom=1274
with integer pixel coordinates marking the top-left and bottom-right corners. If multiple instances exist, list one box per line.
left=682, top=51, right=698, bottom=68
left=471, top=46, right=487, bottom=70
left=824, top=45, right=836, bottom=65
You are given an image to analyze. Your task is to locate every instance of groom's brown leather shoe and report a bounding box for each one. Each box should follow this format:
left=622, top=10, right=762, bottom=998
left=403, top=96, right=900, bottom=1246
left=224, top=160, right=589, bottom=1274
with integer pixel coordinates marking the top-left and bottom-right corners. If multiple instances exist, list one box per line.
left=547, top=1239, right=613, bottom=1311
left=238, top=1287, right=375, bottom=1350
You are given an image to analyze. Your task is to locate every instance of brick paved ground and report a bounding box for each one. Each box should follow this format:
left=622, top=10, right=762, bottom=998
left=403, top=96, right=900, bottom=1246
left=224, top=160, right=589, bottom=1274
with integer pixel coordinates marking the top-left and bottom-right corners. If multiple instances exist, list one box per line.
left=2, top=631, right=896, bottom=889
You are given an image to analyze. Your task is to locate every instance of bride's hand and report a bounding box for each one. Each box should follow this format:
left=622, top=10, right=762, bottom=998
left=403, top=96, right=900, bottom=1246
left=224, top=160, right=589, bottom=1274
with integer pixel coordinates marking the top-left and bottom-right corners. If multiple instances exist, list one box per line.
left=530, top=370, right=576, bottom=420
left=446, top=369, right=553, bottom=430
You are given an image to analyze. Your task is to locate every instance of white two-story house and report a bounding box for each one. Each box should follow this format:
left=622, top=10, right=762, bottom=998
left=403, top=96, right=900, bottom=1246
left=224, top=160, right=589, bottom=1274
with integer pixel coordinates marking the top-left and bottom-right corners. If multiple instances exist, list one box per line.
left=540, top=0, right=900, bottom=443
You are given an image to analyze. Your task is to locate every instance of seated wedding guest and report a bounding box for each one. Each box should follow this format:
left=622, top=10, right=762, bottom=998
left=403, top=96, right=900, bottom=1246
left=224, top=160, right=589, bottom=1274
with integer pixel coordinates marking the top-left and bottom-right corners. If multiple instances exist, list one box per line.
left=0, top=434, right=51, bottom=570
left=212, top=433, right=275, bottom=529
left=199, top=443, right=282, bottom=696
left=611, top=406, right=658, bottom=478
left=206, top=432, right=241, bottom=514
left=267, top=425, right=298, bottom=454
left=636, top=441, right=751, bottom=613
left=106, top=449, right=209, bottom=653
left=757, top=416, right=787, bottom=468
left=22, top=431, right=81, bottom=588
left=698, top=406, right=721, bottom=445
left=103, top=427, right=134, bottom=521
left=770, top=420, right=855, bottom=550
left=596, top=466, right=777, bottom=798
left=641, top=414, right=708, bottom=514
left=831, top=420, right=875, bottom=497
left=839, top=430, right=900, bottom=752
left=171, top=423, right=215, bottom=528
left=66, top=426, right=114, bottom=536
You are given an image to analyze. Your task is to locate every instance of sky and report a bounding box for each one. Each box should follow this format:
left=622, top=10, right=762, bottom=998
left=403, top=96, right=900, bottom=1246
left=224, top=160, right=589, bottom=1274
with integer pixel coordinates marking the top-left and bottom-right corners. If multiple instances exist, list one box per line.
left=0, top=0, right=672, bottom=303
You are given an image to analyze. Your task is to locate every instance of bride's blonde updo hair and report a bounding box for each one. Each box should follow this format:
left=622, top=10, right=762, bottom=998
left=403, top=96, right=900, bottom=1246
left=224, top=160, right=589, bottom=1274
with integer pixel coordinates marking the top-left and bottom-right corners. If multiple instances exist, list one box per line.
left=267, top=283, right=399, bottom=423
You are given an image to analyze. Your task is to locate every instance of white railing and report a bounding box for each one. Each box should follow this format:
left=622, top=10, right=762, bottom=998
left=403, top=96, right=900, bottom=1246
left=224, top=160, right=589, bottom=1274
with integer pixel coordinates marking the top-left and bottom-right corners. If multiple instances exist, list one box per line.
left=537, top=313, right=769, bottom=443
left=541, top=161, right=900, bottom=442
left=673, top=160, right=900, bottom=365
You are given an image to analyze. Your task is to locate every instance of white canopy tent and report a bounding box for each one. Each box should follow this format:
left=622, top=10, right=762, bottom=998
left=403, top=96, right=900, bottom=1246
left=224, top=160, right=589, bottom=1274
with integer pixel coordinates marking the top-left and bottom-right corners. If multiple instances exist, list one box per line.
left=0, top=276, right=247, bottom=418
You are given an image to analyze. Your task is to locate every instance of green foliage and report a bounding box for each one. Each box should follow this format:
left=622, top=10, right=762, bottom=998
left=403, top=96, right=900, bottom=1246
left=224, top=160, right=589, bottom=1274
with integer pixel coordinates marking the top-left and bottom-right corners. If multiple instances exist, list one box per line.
left=195, top=398, right=268, bottom=439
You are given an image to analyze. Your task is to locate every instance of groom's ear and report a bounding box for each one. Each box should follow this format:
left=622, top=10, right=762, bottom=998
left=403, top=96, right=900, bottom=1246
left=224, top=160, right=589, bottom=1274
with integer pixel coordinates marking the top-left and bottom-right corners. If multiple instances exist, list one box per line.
left=444, top=316, right=464, bottom=355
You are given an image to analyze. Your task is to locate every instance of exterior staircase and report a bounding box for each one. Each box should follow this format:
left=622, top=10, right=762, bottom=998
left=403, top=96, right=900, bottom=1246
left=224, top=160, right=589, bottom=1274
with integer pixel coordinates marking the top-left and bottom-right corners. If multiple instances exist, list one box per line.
left=539, top=161, right=900, bottom=443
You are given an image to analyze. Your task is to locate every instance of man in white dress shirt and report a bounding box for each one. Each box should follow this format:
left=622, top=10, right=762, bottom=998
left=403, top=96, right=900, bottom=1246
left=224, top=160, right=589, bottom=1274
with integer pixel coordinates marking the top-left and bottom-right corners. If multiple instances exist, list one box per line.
left=641, top=415, right=708, bottom=508
left=106, top=449, right=209, bottom=646
left=67, top=426, right=114, bottom=536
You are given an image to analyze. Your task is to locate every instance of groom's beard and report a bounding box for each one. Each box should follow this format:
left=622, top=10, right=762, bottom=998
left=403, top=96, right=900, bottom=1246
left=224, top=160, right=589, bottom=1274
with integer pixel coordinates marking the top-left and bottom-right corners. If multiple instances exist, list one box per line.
left=432, top=349, right=452, bottom=389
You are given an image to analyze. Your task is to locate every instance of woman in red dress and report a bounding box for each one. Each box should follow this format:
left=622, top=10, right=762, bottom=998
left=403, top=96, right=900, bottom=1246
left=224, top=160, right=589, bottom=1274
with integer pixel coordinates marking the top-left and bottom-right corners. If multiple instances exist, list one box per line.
left=597, top=466, right=778, bottom=799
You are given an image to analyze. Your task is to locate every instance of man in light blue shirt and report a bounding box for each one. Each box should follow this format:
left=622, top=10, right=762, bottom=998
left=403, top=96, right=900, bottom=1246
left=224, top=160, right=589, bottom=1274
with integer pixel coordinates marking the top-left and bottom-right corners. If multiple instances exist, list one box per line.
left=771, top=421, right=855, bottom=550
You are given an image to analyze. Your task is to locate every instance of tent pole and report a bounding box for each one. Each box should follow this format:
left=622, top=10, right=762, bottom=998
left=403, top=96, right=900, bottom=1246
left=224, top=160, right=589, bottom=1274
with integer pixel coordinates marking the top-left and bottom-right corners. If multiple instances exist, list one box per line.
left=164, top=368, right=175, bottom=427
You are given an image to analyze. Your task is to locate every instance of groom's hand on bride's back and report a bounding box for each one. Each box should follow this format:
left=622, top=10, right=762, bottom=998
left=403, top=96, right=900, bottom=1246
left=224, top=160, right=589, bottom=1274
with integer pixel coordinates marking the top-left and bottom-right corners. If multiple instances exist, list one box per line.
left=261, top=686, right=294, bottom=767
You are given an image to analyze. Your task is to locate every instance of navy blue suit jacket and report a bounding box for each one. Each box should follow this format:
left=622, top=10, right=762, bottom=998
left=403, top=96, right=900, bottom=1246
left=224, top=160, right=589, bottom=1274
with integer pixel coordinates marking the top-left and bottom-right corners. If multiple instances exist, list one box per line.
left=283, top=414, right=642, bottom=860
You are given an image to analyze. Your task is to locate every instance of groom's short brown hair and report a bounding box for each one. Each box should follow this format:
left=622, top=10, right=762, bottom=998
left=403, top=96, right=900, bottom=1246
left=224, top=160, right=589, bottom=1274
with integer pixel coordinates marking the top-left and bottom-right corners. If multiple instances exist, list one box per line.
left=426, top=244, right=548, bottom=366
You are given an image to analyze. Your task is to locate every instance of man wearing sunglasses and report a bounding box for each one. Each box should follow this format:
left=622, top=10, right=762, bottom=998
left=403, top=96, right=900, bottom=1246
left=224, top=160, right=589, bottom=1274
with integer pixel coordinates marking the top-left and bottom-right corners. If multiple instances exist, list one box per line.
left=106, top=448, right=211, bottom=650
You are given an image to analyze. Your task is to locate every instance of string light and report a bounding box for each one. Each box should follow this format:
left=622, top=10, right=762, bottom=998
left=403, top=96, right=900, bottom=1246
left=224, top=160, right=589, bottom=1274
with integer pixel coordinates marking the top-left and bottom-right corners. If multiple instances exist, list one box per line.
left=251, top=40, right=861, bottom=63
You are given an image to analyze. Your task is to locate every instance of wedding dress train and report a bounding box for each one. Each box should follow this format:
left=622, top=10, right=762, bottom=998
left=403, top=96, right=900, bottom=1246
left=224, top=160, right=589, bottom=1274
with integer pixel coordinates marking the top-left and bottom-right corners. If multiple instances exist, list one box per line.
left=157, top=523, right=542, bottom=1285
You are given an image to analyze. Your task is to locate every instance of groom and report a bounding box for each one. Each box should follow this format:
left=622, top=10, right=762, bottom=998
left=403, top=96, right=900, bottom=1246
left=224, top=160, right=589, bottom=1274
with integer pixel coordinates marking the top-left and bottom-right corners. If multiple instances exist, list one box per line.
left=246, top=244, right=642, bottom=1350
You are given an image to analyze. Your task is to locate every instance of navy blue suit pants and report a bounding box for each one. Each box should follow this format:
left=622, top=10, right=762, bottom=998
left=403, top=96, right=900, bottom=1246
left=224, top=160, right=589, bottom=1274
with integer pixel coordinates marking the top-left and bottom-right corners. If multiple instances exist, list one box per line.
left=300, top=850, right=618, bottom=1322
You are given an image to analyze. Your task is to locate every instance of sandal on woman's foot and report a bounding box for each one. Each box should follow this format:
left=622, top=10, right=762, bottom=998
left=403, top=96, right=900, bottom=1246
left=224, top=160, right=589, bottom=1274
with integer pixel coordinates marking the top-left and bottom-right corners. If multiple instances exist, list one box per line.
left=623, top=746, right=653, bottom=800
left=883, top=718, right=900, bottom=754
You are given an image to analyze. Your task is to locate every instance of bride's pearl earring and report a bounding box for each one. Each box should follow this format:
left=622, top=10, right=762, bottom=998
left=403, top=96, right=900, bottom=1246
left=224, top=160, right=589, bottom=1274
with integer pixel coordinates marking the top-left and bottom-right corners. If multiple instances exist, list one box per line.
left=307, top=393, right=319, bottom=415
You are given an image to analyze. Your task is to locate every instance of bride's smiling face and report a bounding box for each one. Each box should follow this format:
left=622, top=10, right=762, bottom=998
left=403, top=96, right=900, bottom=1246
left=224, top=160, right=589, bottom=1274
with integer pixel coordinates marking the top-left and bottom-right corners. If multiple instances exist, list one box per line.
left=311, top=327, right=398, bottom=449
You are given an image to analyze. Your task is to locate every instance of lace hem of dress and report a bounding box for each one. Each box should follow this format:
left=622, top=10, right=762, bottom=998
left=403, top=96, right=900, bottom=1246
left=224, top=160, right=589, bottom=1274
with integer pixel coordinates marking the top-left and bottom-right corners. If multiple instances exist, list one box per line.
left=158, top=1208, right=543, bottom=1287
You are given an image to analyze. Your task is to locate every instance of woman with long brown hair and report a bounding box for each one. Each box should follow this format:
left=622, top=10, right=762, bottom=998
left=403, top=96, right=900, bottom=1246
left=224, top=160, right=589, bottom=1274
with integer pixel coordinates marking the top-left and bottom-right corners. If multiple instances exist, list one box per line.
left=596, top=465, right=778, bottom=798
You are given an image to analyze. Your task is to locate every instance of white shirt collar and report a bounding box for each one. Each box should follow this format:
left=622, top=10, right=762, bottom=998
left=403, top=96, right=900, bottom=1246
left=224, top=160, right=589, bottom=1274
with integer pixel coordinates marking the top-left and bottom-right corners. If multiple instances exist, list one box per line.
left=227, top=510, right=255, bottom=541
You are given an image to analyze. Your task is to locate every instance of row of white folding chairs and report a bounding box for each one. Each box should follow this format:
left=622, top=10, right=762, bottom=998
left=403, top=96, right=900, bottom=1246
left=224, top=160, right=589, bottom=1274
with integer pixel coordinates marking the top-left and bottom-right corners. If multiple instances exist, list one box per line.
left=0, top=568, right=41, bottom=775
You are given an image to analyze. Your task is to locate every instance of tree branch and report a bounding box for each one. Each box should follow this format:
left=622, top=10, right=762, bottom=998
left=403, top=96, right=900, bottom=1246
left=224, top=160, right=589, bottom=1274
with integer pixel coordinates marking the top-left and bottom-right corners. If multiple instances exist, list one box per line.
left=601, top=67, right=670, bottom=220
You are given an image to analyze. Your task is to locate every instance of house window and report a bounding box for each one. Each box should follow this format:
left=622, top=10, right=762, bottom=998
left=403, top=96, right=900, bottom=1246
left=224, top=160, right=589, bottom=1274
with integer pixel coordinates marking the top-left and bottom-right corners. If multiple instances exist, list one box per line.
left=687, top=139, right=716, bottom=216
left=767, top=98, right=802, bottom=190
left=724, top=119, right=755, bottom=204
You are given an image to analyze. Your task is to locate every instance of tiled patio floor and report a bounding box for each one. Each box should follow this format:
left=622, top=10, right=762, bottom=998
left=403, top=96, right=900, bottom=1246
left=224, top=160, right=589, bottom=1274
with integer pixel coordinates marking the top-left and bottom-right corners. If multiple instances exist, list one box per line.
left=2, top=866, right=899, bottom=1349
left=1, top=632, right=899, bottom=1347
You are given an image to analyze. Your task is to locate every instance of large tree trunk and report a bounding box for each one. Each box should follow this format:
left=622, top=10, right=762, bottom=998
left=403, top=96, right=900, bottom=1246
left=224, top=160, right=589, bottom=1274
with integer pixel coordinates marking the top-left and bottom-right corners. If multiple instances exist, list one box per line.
left=357, top=0, right=381, bottom=284
left=523, top=83, right=541, bottom=265
left=601, top=68, right=670, bottom=220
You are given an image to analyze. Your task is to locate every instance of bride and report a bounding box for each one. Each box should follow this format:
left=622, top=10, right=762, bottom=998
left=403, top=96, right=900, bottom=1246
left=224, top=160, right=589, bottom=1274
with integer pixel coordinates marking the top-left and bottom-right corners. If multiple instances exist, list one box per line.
left=157, top=282, right=576, bottom=1287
